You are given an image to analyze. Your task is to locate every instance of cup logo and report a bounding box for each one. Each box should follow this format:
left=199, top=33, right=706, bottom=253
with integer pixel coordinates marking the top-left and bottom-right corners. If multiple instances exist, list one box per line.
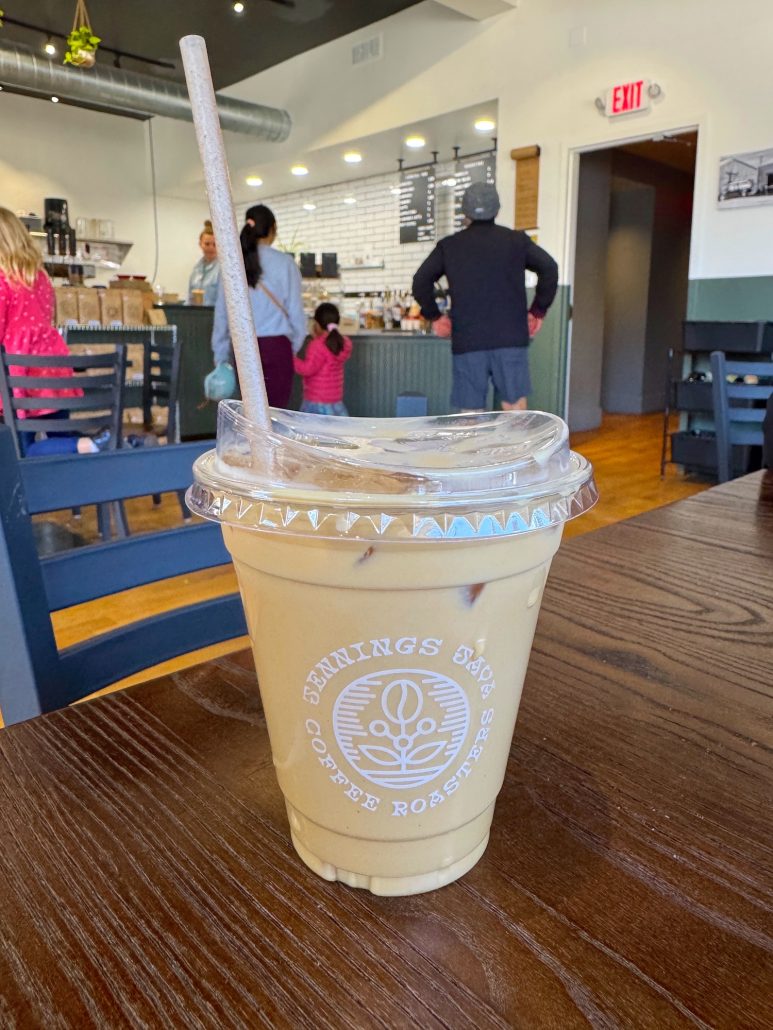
left=333, top=668, right=470, bottom=789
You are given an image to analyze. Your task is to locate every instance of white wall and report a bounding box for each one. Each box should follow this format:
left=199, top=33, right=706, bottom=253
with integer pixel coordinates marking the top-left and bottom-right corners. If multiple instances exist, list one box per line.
left=0, top=91, right=208, bottom=296
left=215, top=0, right=773, bottom=285
left=5, top=0, right=773, bottom=302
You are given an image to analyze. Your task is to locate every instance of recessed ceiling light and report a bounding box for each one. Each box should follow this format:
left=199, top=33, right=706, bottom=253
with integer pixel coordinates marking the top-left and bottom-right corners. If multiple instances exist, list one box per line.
left=390, top=187, right=401, bottom=195
left=343, top=151, right=362, bottom=164
left=343, top=197, right=357, bottom=205
left=303, top=202, right=316, bottom=211
left=232, top=1, right=245, bottom=12
left=405, top=135, right=425, bottom=149
left=245, top=175, right=263, bottom=187
left=291, top=164, right=309, bottom=176
left=51, top=96, right=59, bottom=103
left=44, top=37, right=57, bottom=57
left=474, top=118, right=496, bottom=132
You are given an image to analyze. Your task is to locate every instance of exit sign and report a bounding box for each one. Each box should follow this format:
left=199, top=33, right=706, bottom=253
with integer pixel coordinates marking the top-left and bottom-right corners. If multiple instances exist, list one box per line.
left=605, top=79, right=650, bottom=117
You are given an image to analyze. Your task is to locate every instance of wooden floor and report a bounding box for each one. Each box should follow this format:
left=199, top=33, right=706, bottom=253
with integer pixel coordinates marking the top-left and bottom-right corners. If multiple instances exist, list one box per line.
left=564, top=412, right=707, bottom=537
left=30, top=412, right=709, bottom=714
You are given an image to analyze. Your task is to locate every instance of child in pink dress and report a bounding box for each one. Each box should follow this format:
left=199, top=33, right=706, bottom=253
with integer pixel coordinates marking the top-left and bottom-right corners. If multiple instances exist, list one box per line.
left=293, top=302, right=352, bottom=416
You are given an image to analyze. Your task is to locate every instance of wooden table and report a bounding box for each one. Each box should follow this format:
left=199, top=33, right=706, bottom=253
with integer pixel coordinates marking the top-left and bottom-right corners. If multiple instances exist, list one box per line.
left=2, top=473, right=771, bottom=1028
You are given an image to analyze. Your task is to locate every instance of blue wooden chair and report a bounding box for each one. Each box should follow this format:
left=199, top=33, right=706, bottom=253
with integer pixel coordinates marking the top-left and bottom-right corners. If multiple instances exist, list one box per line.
left=0, top=348, right=127, bottom=455
left=0, top=425, right=246, bottom=726
left=143, top=333, right=182, bottom=442
left=0, top=346, right=129, bottom=539
left=142, top=333, right=189, bottom=518
left=710, top=351, right=773, bottom=483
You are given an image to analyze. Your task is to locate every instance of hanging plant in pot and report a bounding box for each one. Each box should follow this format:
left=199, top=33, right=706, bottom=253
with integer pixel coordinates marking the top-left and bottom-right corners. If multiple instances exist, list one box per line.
left=64, top=0, right=100, bottom=67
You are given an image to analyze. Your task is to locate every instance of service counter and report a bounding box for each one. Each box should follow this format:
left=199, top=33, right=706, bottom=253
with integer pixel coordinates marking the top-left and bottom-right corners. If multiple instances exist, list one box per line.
left=164, top=304, right=454, bottom=437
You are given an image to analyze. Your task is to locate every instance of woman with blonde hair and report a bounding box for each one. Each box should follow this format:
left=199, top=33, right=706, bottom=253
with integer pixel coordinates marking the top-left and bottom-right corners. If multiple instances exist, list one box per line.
left=0, top=207, right=108, bottom=454
left=188, top=219, right=220, bottom=305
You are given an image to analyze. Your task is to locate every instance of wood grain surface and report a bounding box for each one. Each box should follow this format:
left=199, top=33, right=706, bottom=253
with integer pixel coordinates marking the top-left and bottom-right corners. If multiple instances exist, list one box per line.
left=2, top=472, right=771, bottom=1029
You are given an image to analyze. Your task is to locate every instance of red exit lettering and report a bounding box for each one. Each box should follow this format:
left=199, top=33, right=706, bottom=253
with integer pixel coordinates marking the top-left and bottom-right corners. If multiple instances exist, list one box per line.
left=607, top=79, right=647, bottom=116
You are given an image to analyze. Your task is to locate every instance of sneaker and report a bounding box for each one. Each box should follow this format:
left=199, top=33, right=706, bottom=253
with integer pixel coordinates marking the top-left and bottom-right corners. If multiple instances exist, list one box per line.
left=126, top=433, right=160, bottom=449
left=91, top=429, right=112, bottom=452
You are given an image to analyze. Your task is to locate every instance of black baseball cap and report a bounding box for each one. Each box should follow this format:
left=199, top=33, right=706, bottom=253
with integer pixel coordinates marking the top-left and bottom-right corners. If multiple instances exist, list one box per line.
left=461, top=182, right=500, bottom=221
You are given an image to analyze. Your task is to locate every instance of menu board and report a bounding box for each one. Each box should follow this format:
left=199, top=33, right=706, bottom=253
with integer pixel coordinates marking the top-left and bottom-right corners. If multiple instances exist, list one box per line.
left=453, top=153, right=497, bottom=230
left=399, top=166, right=436, bottom=244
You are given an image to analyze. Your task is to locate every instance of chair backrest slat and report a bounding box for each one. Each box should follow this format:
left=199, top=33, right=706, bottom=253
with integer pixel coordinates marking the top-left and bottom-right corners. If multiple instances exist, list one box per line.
left=729, top=427, right=767, bottom=446
left=19, top=440, right=214, bottom=512
left=12, top=394, right=116, bottom=412
left=143, top=332, right=181, bottom=440
left=2, top=351, right=122, bottom=369
left=6, top=373, right=119, bottom=389
left=726, top=384, right=773, bottom=402
left=41, top=522, right=230, bottom=611
left=13, top=417, right=116, bottom=436
left=57, top=596, right=246, bottom=701
left=719, top=359, right=773, bottom=378
left=725, top=408, right=768, bottom=424
left=710, top=350, right=773, bottom=483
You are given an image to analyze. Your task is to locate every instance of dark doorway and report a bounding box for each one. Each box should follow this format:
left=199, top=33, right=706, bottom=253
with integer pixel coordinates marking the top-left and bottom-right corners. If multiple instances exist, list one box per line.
left=568, top=131, right=697, bottom=431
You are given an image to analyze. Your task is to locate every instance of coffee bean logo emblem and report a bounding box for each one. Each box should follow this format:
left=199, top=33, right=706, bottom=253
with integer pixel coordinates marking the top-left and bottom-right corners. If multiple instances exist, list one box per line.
left=333, top=669, right=470, bottom=789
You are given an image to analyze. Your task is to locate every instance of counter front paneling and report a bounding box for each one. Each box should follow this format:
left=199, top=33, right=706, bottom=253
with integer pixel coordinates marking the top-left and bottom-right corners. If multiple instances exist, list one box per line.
left=169, top=317, right=454, bottom=423
left=300, top=332, right=453, bottom=418
left=166, top=311, right=454, bottom=432
left=163, top=305, right=217, bottom=440
left=165, top=312, right=562, bottom=429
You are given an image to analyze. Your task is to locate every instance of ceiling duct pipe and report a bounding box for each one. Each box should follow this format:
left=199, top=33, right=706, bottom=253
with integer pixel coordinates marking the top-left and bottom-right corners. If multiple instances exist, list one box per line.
left=0, top=41, right=291, bottom=140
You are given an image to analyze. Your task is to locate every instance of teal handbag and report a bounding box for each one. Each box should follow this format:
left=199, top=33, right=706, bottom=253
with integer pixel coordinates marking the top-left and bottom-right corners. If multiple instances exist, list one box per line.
left=204, top=362, right=236, bottom=402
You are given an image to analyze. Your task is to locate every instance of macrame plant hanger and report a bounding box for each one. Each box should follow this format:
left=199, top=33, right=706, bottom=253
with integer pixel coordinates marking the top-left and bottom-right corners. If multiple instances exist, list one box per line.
left=66, top=0, right=100, bottom=67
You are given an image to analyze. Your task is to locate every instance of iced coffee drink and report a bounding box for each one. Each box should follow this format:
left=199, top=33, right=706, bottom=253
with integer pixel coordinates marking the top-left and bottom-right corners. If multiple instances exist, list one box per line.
left=189, top=401, right=596, bottom=895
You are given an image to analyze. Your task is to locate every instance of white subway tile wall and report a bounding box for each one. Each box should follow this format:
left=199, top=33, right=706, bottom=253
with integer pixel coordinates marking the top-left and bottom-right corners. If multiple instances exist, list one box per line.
left=239, top=164, right=459, bottom=297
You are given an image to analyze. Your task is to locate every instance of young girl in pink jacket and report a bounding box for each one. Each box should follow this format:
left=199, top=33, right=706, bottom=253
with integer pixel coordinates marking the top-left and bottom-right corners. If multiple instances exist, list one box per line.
left=293, top=302, right=352, bottom=416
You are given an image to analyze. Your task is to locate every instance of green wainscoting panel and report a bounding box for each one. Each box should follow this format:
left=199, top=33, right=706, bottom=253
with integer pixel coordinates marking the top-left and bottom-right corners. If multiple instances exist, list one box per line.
left=164, top=305, right=218, bottom=440
left=341, top=334, right=453, bottom=418
left=687, top=277, right=773, bottom=321
left=527, top=285, right=570, bottom=417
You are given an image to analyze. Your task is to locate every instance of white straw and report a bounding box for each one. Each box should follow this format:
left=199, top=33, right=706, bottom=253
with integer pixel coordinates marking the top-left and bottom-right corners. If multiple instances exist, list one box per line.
left=180, top=34, right=270, bottom=431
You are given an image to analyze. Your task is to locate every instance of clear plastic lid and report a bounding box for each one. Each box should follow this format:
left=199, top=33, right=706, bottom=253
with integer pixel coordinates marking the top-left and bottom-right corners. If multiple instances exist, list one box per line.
left=187, top=400, right=597, bottom=541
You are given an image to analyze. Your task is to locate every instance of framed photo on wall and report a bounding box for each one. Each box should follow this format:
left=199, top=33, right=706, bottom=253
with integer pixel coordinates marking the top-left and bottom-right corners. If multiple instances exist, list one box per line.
left=717, top=148, right=773, bottom=208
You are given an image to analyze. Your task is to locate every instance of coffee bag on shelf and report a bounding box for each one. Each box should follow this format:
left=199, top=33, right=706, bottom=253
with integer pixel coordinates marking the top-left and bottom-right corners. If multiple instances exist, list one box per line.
left=99, top=289, right=123, bottom=327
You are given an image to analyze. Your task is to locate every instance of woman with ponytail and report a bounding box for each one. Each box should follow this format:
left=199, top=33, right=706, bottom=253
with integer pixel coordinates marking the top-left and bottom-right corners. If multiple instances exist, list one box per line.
left=293, top=302, right=352, bottom=416
left=208, top=204, right=307, bottom=408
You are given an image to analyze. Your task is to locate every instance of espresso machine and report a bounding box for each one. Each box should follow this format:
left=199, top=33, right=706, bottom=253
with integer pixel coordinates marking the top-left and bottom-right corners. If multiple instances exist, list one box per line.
left=44, top=197, right=76, bottom=257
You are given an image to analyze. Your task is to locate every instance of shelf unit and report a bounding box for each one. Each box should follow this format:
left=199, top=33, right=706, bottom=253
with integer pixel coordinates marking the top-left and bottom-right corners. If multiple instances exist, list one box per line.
left=662, top=320, right=773, bottom=477
left=31, top=231, right=134, bottom=274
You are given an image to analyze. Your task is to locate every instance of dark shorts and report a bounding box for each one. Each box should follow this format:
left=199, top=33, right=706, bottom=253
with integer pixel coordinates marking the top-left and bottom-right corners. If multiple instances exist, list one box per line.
left=451, top=347, right=531, bottom=410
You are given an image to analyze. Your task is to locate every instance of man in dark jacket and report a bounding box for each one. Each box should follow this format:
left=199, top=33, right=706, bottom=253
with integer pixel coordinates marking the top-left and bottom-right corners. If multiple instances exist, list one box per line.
left=412, top=182, right=559, bottom=411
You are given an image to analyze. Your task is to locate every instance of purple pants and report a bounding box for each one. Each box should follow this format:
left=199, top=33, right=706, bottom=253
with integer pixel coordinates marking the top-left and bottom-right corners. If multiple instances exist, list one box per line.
left=257, top=335, right=294, bottom=409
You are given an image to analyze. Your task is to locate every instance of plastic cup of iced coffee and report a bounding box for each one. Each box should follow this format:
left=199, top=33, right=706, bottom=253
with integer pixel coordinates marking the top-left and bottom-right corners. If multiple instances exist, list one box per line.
left=188, top=400, right=597, bottom=896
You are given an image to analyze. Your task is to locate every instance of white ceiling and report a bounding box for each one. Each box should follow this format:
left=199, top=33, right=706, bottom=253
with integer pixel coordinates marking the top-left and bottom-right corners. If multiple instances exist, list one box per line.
left=228, top=99, right=499, bottom=205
